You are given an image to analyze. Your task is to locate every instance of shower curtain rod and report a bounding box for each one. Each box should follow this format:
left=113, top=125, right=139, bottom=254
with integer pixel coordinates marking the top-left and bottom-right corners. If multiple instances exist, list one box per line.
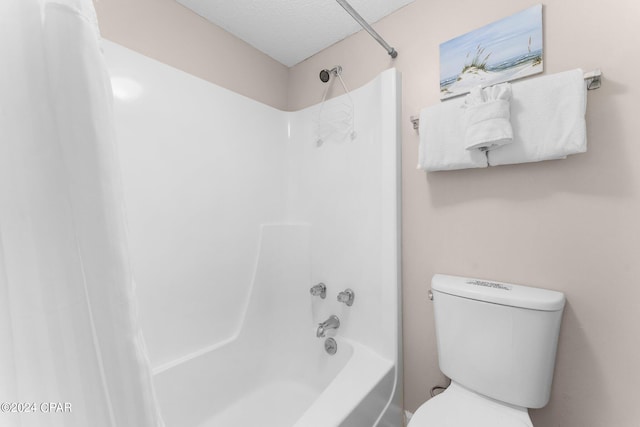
left=336, top=0, right=398, bottom=58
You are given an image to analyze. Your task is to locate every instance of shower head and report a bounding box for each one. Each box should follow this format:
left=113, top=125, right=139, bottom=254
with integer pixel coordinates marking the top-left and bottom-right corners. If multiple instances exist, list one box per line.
left=319, top=66, right=343, bottom=83
left=319, top=69, right=331, bottom=83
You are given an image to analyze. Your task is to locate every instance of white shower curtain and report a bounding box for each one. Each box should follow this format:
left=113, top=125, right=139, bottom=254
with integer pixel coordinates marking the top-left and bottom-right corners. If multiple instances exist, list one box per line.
left=0, top=1, right=164, bottom=426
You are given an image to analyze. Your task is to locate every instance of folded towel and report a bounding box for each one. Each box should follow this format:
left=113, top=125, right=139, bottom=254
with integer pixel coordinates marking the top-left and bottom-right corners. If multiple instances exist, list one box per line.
left=463, top=83, right=513, bottom=151
left=417, top=98, right=488, bottom=172
left=488, top=69, right=587, bottom=166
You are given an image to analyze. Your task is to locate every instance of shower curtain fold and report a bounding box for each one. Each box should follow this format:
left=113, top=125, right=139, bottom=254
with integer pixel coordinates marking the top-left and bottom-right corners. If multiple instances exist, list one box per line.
left=0, top=1, right=164, bottom=426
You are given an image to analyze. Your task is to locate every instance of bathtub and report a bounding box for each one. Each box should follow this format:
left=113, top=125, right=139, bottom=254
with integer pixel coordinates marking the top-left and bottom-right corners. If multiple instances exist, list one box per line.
left=152, top=225, right=398, bottom=427
left=154, top=338, right=394, bottom=427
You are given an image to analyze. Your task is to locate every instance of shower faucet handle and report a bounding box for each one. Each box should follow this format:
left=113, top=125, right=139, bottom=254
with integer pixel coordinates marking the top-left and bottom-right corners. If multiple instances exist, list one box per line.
left=310, top=283, right=327, bottom=299
left=337, top=288, right=355, bottom=306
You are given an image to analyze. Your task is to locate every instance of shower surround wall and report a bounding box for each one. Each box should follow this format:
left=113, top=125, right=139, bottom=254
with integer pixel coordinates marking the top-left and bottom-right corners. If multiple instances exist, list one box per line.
left=107, top=42, right=287, bottom=367
left=105, top=41, right=401, bottom=426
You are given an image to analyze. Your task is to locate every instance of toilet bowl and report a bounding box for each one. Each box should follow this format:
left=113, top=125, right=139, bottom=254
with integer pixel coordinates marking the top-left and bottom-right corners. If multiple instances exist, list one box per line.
left=408, top=382, right=532, bottom=427
left=408, top=274, right=565, bottom=427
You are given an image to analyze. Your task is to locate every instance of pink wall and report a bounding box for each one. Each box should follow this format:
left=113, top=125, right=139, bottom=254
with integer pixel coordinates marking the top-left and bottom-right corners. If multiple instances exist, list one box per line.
left=287, top=1, right=640, bottom=425
left=93, top=0, right=289, bottom=110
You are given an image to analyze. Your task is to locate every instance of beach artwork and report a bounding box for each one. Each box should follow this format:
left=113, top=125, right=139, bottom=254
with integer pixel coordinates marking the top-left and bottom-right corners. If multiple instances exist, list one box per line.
left=439, top=4, right=543, bottom=100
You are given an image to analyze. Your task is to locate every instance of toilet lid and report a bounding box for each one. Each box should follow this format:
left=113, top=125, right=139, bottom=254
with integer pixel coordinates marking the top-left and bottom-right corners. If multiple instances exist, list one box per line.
left=408, top=382, right=532, bottom=427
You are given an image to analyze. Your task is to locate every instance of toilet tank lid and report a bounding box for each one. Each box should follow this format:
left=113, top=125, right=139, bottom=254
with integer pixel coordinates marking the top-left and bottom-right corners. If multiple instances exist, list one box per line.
left=432, top=274, right=566, bottom=311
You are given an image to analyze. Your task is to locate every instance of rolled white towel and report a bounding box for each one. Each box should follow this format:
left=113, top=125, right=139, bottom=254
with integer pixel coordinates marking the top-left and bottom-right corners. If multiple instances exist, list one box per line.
left=463, top=83, right=513, bottom=151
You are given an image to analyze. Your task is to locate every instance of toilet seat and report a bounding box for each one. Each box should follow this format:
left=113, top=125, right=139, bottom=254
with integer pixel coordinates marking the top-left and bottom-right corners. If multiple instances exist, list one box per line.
left=408, top=382, right=533, bottom=427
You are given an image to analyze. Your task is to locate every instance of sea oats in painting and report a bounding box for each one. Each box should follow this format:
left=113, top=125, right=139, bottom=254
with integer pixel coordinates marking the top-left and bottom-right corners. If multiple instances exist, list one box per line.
left=439, top=4, right=543, bottom=100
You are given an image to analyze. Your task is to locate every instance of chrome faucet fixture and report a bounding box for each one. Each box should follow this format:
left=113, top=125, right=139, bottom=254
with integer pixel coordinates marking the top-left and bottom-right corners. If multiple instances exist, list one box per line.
left=310, top=283, right=326, bottom=299
left=316, top=315, right=340, bottom=338
left=337, top=288, right=355, bottom=306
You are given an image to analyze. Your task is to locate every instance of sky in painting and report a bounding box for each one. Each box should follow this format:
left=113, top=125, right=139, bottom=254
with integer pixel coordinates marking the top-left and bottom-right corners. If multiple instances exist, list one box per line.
left=439, top=4, right=542, bottom=80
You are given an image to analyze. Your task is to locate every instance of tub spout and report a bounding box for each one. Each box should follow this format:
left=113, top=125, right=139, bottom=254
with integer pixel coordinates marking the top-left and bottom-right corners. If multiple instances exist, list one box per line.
left=316, top=315, right=340, bottom=338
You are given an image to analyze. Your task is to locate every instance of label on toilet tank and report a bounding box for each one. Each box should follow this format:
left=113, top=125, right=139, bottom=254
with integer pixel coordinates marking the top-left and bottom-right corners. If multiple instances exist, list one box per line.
left=466, top=280, right=512, bottom=291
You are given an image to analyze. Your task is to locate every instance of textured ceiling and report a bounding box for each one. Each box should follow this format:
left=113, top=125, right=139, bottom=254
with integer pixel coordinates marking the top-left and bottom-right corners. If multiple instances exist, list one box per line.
left=176, top=0, right=415, bottom=67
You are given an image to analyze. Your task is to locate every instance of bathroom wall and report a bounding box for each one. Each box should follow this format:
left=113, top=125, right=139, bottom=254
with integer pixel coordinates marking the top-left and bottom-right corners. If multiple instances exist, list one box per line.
left=93, top=0, right=289, bottom=110
left=287, top=0, right=640, bottom=425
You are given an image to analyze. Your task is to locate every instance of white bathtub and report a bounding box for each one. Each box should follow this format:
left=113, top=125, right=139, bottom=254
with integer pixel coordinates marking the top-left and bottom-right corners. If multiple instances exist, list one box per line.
left=152, top=225, right=397, bottom=427
left=154, top=338, right=394, bottom=427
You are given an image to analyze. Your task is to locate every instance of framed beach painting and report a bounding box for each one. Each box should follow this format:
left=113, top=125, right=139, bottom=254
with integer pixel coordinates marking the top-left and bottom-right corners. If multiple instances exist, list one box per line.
left=439, top=4, right=543, bottom=100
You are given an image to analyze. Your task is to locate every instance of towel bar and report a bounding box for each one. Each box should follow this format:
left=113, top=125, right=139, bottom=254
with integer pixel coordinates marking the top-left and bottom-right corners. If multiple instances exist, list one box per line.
left=584, top=69, right=602, bottom=90
left=410, top=69, right=602, bottom=130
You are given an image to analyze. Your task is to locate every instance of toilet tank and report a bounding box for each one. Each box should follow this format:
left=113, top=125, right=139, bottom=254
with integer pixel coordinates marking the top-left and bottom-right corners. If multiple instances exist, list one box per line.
left=431, top=274, right=565, bottom=409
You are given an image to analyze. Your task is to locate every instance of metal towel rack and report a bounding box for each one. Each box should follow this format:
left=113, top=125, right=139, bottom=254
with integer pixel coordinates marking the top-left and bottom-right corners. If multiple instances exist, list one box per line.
left=410, top=69, right=602, bottom=130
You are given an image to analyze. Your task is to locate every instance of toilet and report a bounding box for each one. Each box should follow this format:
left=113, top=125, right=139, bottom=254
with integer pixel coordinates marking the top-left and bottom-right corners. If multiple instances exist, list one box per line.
left=409, top=274, right=565, bottom=427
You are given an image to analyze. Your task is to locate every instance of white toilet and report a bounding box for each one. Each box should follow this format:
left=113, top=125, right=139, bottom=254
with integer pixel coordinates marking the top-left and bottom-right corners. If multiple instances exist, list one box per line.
left=409, top=274, right=565, bottom=427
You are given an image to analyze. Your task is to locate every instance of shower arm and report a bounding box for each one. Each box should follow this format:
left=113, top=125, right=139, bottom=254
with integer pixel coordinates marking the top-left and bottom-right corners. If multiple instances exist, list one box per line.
left=336, top=0, right=398, bottom=59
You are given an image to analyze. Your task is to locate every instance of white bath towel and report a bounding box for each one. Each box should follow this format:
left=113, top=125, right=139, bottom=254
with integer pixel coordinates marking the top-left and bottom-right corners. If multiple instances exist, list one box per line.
left=463, top=83, right=513, bottom=151
left=417, top=98, right=488, bottom=172
left=488, top=69, right=587, bottom=166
